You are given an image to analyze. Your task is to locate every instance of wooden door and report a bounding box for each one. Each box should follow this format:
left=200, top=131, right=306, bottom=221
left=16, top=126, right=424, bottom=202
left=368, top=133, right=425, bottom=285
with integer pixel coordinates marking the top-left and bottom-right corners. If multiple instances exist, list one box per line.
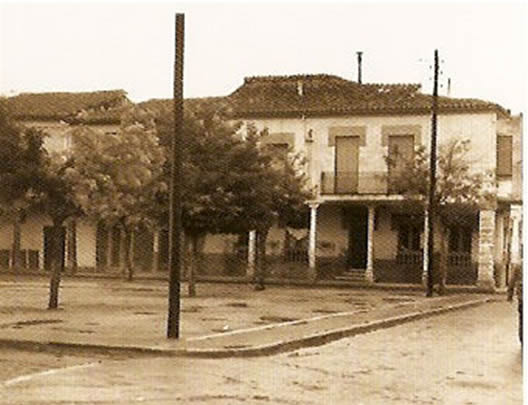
left=345, top=207, right=368, bottom=269
left=335, top=136, right=359, bottom=193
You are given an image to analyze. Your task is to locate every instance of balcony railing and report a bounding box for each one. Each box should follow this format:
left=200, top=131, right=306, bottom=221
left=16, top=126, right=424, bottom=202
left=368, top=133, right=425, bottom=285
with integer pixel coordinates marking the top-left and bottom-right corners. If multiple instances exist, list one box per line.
left=321, top=171, right=389, bottom=195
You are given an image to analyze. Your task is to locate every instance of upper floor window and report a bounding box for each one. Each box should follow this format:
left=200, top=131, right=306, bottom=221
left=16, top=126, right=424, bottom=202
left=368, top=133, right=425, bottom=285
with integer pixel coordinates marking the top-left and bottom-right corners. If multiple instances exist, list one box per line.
left=387, top=135, right=414, bottom=193
left=265, top=143, right=289, bottom=169
left=497, top=135, right=513, bottom=177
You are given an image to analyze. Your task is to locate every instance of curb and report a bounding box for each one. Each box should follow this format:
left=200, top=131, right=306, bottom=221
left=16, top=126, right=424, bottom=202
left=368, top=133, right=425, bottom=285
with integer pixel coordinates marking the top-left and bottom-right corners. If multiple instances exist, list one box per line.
left=0, top=338, right=183, bottom=358
left=181, top=297, right=494, bottom=358
left=0, top=297, right=494, bottom=359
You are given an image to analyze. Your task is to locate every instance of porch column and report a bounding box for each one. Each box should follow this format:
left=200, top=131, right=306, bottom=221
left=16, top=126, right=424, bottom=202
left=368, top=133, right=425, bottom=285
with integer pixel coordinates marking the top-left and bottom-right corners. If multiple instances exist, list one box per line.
left=247, top=230, right=256, bottom=278
left=510, top=204, right=522, bottom=271
left=66, top=219, right=77, bottom=273
left=365, top=205, right=375, bottom=283
left=152, top=230, right=160, bottom=272
left=477, top=209, right=496, bottom=291
left=308, top=203, right=320, bottom=280
left=422, top=209, right=429, bottom=286
left=39, top=231, right=45, bottom=271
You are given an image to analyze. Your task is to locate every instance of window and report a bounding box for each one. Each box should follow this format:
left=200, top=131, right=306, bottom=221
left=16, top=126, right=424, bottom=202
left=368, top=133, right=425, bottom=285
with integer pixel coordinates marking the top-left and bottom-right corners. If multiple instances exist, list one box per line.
left=448, top=226, right=472, bottom=254
left=388, top=135, right=414, bottom=193
left=265, top=143, right=289, bottom=169
left=398, top=223, right=421, bottom=252
left=497, top=135, right=513, bottom=177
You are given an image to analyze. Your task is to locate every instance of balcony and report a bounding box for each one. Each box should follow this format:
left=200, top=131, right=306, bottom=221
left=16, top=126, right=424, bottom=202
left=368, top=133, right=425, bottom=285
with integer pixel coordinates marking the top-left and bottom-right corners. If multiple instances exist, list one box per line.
left=320, top=171, right=389, bottom=195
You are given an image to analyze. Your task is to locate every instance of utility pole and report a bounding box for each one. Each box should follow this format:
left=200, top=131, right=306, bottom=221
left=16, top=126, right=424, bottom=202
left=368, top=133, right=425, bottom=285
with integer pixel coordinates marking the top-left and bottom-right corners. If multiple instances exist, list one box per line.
left=357, top=51, right=363, bottom=84
left=167, top=13, right=184, bottom=338
left=426, top=49, right=439, bottom=297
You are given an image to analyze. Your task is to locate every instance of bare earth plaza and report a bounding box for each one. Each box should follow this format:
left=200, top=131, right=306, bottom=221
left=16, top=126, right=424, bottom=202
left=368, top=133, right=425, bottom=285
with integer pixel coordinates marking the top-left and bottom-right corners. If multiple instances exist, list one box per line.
left=0, top=2, right=524, bottom=404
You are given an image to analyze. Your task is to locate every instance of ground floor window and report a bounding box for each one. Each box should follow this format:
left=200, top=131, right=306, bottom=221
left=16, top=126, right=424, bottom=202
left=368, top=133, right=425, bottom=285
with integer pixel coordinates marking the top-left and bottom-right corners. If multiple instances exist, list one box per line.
left=396, top=220, right=422, bottom=265
left=448, top=225, right=472, bottom=266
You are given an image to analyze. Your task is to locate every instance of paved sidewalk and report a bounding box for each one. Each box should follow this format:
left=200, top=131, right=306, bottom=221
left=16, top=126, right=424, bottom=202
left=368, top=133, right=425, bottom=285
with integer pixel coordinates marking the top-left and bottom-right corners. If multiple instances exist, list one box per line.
left=0, top=275, right=497, bottom=358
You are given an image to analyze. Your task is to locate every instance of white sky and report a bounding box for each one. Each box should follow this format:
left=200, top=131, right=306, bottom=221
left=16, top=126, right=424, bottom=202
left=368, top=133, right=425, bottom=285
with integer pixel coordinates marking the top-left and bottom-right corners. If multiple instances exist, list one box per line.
left=0, top=1, right=526, bottom=113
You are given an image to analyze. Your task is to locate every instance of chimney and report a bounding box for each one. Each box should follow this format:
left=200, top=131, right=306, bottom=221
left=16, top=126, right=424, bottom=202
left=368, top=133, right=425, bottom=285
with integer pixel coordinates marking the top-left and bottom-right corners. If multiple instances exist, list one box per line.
left=357, top=51, right=363, bottom=84
left=297, top=80, right=304, bottom=96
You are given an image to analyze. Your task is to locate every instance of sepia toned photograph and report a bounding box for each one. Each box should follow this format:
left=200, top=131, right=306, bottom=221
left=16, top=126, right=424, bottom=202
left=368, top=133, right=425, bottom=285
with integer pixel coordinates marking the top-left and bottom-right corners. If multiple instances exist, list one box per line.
left=0, top=1, right=525, bottom=403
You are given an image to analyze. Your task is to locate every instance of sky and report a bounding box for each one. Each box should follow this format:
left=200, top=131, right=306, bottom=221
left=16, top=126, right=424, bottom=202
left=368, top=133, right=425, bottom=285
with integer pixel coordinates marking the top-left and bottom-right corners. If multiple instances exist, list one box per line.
left=0, top=1, right=526, bottom=114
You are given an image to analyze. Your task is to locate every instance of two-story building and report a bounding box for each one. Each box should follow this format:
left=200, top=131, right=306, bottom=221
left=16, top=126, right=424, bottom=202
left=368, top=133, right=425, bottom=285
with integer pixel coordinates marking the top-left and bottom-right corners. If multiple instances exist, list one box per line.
left=2, top=77, right=521, bottom=291
left=225, top=74, right=522, bottom=290
left=1, top=90, right=129, bottom=272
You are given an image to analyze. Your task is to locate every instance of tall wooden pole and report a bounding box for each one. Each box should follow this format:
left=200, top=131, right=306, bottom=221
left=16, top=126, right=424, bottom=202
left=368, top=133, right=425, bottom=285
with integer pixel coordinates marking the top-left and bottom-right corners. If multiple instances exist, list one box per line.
left=357, top=51, right=363, bottom=84
left=167, top=13, right=184, bottom=338
left=426, top=49, right=439, bottom=297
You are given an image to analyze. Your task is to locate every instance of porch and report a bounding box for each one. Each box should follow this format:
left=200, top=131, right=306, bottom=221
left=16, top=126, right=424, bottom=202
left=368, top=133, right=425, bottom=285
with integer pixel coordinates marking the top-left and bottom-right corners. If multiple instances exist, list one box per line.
left=305, top=201, right=494, bottom=288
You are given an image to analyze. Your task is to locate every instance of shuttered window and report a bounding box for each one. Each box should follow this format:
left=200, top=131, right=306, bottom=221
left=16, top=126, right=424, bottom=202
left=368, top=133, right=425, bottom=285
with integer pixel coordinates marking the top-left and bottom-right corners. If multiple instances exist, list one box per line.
left=497, top=135, right=513, bottom=177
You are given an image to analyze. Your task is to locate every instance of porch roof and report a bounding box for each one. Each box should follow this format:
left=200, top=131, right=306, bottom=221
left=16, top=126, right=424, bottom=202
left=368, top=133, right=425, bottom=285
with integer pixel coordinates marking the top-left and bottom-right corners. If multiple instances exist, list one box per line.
left=307, top=194, right=423, bottom=205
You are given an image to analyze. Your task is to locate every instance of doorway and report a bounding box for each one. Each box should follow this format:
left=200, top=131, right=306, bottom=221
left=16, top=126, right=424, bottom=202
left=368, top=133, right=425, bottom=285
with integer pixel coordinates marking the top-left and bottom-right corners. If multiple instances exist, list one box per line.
left=345, top=206, right=368, bottom=269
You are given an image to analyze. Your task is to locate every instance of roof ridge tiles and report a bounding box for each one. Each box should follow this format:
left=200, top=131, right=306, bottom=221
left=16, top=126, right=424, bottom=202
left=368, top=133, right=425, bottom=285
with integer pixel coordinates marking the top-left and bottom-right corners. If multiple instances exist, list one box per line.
left=243, top=74, right=351, bottom=84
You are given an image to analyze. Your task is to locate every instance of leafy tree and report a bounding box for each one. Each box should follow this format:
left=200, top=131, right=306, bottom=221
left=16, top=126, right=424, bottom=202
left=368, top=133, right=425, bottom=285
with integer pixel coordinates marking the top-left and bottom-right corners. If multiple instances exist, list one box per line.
left=1, top=99, right=81, bottom=308
left=386, top=138, right=495, bottom=293
left=35, top=152, right=83, bottom=309
left=66, top=107, right=166, bottom=281
left=0, top=100, right=46, bottom=270
left=154, top=104, right=312, bottom=295
left=248, top=130, right=312, bottom=290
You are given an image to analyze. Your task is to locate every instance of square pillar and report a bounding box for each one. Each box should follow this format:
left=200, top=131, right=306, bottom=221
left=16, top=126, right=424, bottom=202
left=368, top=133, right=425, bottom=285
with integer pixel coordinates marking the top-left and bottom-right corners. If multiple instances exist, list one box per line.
left=308, top=203, right=320, bottom=280
left=365, top=205, right=375, bottom=283
left=510, top=204, right=522, bottom=267
left=477, top=209, right=496, bottom=291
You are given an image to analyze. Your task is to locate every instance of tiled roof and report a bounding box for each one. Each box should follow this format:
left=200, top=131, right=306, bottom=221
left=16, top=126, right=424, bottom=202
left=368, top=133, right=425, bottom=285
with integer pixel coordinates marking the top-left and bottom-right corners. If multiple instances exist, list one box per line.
left=6, top=90, right=129, bottom=124
left=228, top=74, right=508, bottom=118
left=138, top=96, right=231, bottom=117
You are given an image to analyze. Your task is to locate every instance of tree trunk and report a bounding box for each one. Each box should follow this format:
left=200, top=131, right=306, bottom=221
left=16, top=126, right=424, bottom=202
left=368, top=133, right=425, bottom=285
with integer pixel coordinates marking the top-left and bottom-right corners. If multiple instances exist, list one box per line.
left=188, top=234, right=198, bottom=297
left=119, top=227, right=126, bottom=276
left=124, top=229, right=134, bottom=281
left=11, top=212, right=22, bottom=270
left=254, top=228, right=270, bottom=291
left=433, top=223, right=448, bottom=295
left=437, top=224, right=448, bottom=295
left=48, top=222, right=65, bottom=310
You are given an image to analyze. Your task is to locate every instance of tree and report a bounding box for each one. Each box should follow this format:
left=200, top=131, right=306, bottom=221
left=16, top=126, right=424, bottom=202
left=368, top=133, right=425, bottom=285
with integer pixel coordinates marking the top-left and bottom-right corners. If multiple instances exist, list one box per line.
left=35, top=152, right=83, bottom=309
left=153, top=106, right=312, bottom=295
left=248, top=129, right=312, bottom=290
left=0, top=100, right=46, bottom=270
left=0, top=99, right=82, bottom=308
left=386, top=138, right=496, bottom=293
left=66, top=107, right=166, bottom=281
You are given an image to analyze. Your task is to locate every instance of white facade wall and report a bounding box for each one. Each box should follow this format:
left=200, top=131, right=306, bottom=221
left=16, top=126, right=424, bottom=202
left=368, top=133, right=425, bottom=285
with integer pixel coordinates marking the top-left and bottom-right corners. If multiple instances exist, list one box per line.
left=76, top=220, right=97, bottom=268
left=243, top=112, right=498, bottom=193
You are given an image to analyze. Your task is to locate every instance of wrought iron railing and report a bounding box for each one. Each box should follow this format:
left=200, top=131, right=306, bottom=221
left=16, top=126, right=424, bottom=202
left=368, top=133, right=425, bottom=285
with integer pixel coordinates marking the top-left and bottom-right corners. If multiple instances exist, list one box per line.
left=396, top=251, right=423, bottom=265
left=320, top=171, right=388, bottom=195
left=448, top=252, right=472, bottom=267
